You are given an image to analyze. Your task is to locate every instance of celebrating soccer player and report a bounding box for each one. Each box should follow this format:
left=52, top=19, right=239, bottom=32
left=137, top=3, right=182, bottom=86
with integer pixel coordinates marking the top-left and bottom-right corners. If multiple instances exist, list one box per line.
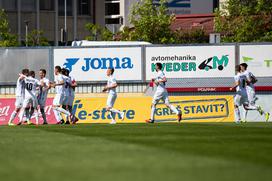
left=146, top=63, right=182, bottom=123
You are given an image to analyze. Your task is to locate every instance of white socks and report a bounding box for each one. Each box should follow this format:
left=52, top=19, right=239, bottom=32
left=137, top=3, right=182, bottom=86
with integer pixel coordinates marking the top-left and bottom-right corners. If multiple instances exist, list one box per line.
left=55, top=107, right=70, bottom=116
left=169, top=105, right=179, bottom=115
left=235, top=108, right=241, bottom=122
left=8, top=111, right=17, bottom=124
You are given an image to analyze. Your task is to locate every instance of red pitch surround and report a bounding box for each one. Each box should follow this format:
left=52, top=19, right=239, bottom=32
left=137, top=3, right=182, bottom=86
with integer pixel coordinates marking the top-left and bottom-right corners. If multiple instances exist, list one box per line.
left=167, top=86, right=272, bottom=92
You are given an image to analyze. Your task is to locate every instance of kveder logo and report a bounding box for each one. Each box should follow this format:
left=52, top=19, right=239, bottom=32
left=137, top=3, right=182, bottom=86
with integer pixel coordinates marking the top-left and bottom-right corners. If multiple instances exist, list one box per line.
left=63, top=57, right=134, bottom=72
left=198, top=55, right=229, bottom=71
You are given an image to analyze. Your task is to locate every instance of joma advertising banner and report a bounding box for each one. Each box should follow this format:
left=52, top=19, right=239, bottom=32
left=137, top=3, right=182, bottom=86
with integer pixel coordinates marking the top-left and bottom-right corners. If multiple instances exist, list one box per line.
left=54, top=47, right=143, bottom=81
left=240, top=45, right=272, bottom=77
left=0, top=95, right=234, bottom=125
left=145, top=46, right=236, bottom=80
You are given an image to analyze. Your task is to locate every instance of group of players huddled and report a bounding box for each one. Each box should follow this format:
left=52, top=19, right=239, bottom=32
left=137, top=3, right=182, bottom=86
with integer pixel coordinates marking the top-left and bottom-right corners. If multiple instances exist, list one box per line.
left=8, top=66, right=78, bottom=126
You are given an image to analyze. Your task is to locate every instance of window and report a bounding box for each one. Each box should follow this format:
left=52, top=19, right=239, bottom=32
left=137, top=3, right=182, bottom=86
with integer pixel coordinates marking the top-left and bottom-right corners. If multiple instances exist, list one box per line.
left=0, top=0, right=17, bottom=11
left=40, top=0, right=54, bottom=11
left=78, top=0, right=90, bottom=15
left=58, top=0, right=73, bottom=16
left=21, top=0, right=35, bottom=11
left=105, top=2, right=120, bottom=16
left=105, top=18, right=121, bottom=24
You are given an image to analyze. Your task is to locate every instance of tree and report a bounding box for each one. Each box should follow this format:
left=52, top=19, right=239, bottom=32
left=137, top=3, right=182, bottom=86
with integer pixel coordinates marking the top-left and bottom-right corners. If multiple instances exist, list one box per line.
left=215, top=0, right=272, bottom=42
left=128, top=0, right=175, bottom=44
left=0, top=9, right=18, bottom=47
left=85, top=23, right=113, bottom=41
left=27, top=29, right=49, bottom=46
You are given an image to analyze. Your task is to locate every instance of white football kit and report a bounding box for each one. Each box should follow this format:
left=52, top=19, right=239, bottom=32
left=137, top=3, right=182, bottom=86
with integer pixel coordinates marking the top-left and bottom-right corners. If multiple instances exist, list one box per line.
left=106, top=76, right=117, bottom=108
left=243, top=70, right=257, bottom=105
left=23, top=77, right=40, bottom=108
left=234, top=73, right=249, bottom=106
left=152, top=70, right=170, bottom=105
left=53, top=74, right=65, bottom=106
left=37, top=77, right=50, bottom=108
left=62, top=75, right=71, bottom=106
left=15, top=78, right=25, bottom=108
left=68, top=76, right=76, bottom=106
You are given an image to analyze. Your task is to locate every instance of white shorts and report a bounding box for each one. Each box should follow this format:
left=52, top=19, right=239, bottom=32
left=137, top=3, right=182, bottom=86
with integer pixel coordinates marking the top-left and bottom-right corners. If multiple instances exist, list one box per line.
left=38, top=96, right=47, bottom=108
left=152, top=91, right=170, bottom=105
left=15, top=96, right=24, bottom=108
left=23, top=96, right=38, bottom=108
left=246, top=87, right=256, bottom=105
left=107, top=94, right=117, bottom=108
left=234, top=92, right=249, bottom=106
left=53, top=94, right=65, bottom=106
left=68, top=95, right=75, bottom=106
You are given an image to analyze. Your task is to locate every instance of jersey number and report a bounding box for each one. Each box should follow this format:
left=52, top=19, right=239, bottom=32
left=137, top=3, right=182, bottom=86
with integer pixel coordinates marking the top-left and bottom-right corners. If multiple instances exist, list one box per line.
left=26, top=83, right=33, bottom=91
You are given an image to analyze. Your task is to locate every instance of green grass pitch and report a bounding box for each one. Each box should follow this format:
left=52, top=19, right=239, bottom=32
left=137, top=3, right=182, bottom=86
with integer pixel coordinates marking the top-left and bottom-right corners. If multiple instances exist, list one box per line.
left=0, top=123, right=272, bottom=181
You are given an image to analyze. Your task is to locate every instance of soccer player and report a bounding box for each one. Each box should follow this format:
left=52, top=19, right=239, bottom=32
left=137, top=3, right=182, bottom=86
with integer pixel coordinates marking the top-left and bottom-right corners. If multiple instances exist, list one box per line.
left=8, top=69, right=29, bottom=126
left=61, top=68, right=72, bottom=124
left=66, top=69, right=78, bottom=124
left=146, top=63, right=182, bottom=123
left=18, top=71, right=40, bottom=125
left=51, top=66, right=71, bottom=124
left=240, top=63, right=270, bottom=122
left=102, top=68, right=125, bottom=124
left=231, top=65, right=265, bottom=123
left=37, top=69, right=50, bottom=125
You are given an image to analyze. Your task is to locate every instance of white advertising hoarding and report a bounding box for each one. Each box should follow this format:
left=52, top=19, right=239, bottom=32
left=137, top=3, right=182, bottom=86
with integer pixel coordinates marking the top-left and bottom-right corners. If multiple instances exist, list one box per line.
left=240, top=45, right=272, bottom=77
left=146, top=46, right=236, bottom=80
left=54, top=47, right=142, bottom=81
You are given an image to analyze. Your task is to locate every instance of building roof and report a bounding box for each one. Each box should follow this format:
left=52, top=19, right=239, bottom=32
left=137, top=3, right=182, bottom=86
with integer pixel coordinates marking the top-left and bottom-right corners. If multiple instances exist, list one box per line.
left=171, top=14, right=215, bottom=34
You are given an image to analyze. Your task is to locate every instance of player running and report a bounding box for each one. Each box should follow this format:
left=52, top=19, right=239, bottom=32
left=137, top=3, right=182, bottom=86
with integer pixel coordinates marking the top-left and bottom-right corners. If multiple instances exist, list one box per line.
left=146, top=63, right=182, bottom=123
left=18, top=71, right=40, bottom=125
left=8, top=69, right=29, bottom=126
left=37, top=69, right=50, bottom=124
left=102, top=68, right=125, bottom=124
left=51, top=66, right=71, bottom=124
left=231, top=65, right=265, bottom=123
left=240, top=63, right=270, bottom=122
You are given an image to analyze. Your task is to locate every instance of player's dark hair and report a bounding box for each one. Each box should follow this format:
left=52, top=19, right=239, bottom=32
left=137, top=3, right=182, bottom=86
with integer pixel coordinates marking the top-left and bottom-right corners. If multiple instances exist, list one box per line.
left=108, top=68, right=114, bottom=75
left=235, top=65, right=241, bottom=72
left=240, top=63, right=248, bottom=70
left=66, top=69, right=70, bottom=76
left=22, top=69, right=29, bottom=75
left=29, top=70, right=35, bottom=78
left=40, top=69, right=46, bottom=75
left=55, top=66, right=61, bottom=72
left=156, top=63, right=163, bottom=70
left=61, top=68, right=68, bottom=76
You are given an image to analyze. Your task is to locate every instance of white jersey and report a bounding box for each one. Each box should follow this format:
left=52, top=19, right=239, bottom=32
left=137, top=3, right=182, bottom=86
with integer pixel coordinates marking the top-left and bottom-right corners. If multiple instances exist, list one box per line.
left=107, top=75, right=117, bottom=95
left=63, top=75, right=71, bottom=96
left=234, top=73, right=247, bottom=93
left=69, top=76, right=76, bottom=97
left=243, top=70, right=255, bottom=89
left=38, top=77, right=50, bottom=100
left=24, top=76, right=40, bottom=98
left=154, top=70, right=167, bottom=93
left=15, top=78, right=25, bottom=97
left=54, top=74, right=65, bottom=95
